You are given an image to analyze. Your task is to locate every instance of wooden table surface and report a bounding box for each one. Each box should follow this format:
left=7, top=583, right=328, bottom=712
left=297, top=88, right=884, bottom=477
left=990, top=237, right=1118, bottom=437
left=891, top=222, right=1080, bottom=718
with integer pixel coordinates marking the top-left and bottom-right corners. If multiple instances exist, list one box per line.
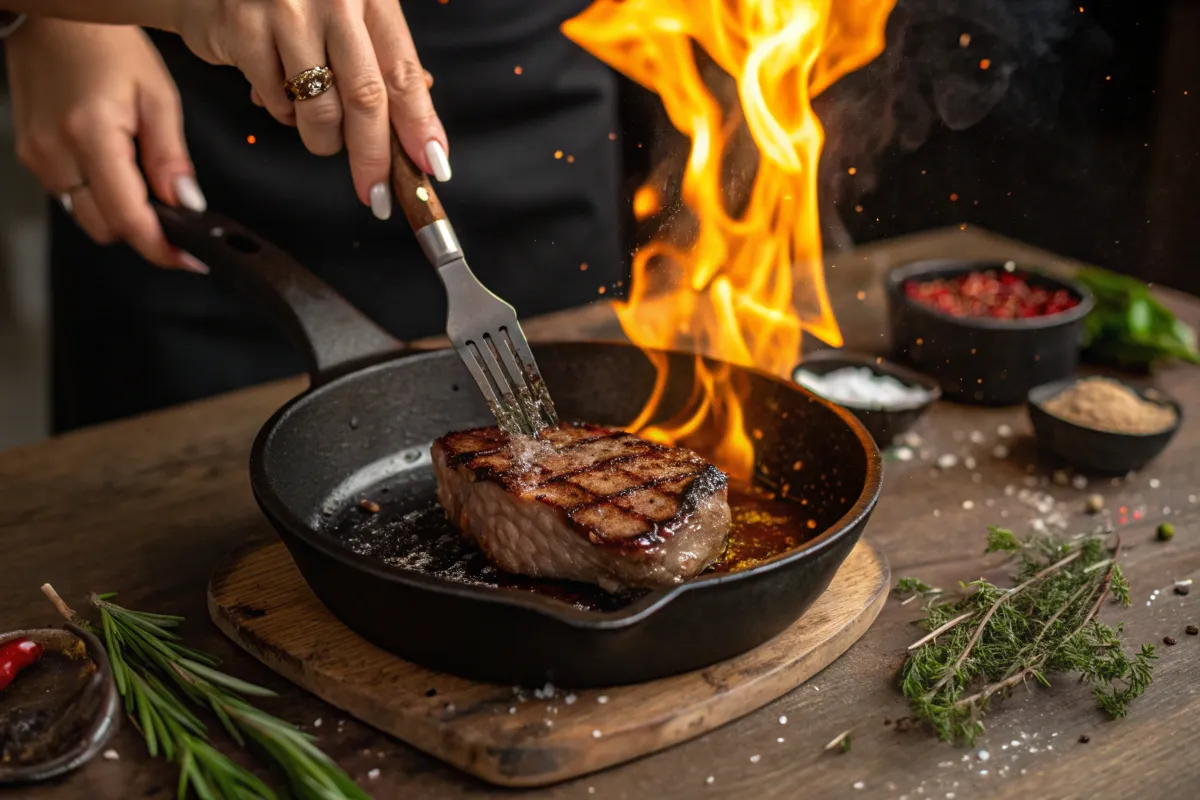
left=4, top=227, right=1199, bottom=800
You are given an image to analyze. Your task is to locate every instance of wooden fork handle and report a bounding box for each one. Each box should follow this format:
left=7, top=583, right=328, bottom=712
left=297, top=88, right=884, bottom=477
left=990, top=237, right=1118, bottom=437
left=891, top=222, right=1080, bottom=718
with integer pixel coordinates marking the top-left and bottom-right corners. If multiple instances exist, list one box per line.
left=391, top=134, right=447, bottom=232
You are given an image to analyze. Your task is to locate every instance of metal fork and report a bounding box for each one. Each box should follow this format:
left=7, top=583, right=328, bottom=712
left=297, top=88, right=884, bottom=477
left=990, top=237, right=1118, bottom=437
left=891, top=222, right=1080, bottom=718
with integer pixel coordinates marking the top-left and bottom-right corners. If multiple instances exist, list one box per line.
left=391, top=140, right=559, bottom=436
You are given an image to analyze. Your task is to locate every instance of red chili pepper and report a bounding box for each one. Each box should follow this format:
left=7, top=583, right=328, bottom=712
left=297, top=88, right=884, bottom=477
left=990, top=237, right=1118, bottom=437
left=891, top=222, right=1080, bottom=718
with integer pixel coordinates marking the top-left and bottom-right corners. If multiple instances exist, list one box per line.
left=0, top=638, right=45, bottom=691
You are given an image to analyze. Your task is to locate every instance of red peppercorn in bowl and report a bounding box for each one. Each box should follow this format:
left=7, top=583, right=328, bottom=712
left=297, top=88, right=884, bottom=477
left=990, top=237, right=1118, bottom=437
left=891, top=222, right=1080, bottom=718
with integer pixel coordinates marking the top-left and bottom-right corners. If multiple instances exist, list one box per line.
left=885, top=260, right=1093, bottom=405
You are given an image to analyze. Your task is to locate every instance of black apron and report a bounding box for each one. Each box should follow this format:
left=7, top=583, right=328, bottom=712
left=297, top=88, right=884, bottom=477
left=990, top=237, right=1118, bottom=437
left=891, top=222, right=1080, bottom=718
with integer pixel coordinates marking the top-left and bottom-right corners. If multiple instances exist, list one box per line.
left=50, top=0, right=622, bottom=432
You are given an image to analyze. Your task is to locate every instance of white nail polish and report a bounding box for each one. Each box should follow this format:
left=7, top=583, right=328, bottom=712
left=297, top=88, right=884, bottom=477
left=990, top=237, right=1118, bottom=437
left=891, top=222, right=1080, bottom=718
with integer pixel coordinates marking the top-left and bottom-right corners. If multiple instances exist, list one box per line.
left=174, top=175, right=208, bottom=213
left=425, top=140, right=452, bottom=182
left=369, top=182, right=392, bottom=221
left=178, top=252, right=210, bottom=274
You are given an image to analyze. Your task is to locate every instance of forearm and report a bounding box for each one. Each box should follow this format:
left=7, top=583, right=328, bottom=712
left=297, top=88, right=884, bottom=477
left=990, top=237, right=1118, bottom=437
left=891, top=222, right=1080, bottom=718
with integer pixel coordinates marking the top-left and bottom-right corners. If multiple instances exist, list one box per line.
left=0, top=1, right=177, bottom=31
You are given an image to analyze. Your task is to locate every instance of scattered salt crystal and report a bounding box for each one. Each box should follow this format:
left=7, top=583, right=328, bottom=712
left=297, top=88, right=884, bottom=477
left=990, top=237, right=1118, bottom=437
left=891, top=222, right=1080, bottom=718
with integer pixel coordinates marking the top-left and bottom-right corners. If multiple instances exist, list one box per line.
left=993, top=444, right=1009, bottom=459
left=1001, top=744, right=1008, bottom=750
left=597, top=696, right=609, bottom=704
left=794, top=367, right=930, bottom=410
left=933, top=509, right=942, bottom=517
left=1190, top=494, right=1197, bottom=504
left=986, top=498, right=995, bottom=507
left=1072, top=475, right=1088, bottom=490
left=937, top=454, right=958, bottom=470
left=962, top=754, right=970, bottom=762
left=592, top=729, right=602, bottom=738
left=853, top=781, right=866, bottom=790
left=964, top=456, right=977, bottom=470
left=706, top=776, right=714, bottom=785
left=962, top=500, right=975, bottom=510
left=589, top=788, right=595, bottom=794
left=813, top=685, right=819, bottom=691
left=779, top=715, right=788, bottom=725
left=509, top=707, right=516, bottom=714
left=565, top=694, right=577, bottom=705
left=972, top=473, right=983, bottom=484
left=998, top=424, right=1013, bottom=437
left=750, top=755, right=761, bottom=763
left=367, top=769, right=380, bottom=780
left=1004, top=485, right=1016, bottom=496
left=939, top=761, right=954, bottom=768
left=102, top=749, right=119, bottom=761
left=969, top=430, right=985, bottom=444
left=1021, top=769, right=1027, bottom=775
left=899, top=432, right=924, bottom=448
left=1150, top=478, right=1161, bottom=489
left=978, top=750, right=990, bottom=761
left=778, top=737, right=785, bottom=743
left=314, top=718, right=323, bottom=728
left=947, top=793, right=956, bottom=799
left=445, top=703, right=456, bottom=713
left=896, top=446, right=915, bottom=462
left=980, top=770, right=989, bottom=776
left=1011, top=740, right=1020, bottom=747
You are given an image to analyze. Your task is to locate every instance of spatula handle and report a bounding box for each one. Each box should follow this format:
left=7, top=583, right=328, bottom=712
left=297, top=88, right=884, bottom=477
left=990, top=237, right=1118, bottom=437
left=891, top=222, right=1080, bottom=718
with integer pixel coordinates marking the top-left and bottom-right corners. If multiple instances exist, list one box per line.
left=391, top=135, right=447, bottom=231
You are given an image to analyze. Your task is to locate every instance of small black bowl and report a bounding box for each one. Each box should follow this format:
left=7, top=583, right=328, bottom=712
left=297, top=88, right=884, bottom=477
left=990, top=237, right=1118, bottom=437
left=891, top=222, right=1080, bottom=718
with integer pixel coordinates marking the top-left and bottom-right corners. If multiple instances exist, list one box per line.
left=1027, top=378, right=1182, bottom=475
left=793, top=350, right=940, bottom=448
left=885, top=260, right=1094, bottom=406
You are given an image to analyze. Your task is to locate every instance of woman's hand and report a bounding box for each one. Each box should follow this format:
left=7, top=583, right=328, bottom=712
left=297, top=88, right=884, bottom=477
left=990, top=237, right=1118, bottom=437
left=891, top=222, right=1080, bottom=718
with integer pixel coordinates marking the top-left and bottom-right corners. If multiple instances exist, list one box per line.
left=173, top=0, right=450, bottom=221
left=6, top=18, right=208, bottom=271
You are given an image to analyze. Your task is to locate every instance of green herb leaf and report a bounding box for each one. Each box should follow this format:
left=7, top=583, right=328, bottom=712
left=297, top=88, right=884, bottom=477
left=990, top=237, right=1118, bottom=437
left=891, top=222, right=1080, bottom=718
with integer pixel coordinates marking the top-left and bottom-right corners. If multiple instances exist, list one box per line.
left=899, top=526, right=1153, bottom=744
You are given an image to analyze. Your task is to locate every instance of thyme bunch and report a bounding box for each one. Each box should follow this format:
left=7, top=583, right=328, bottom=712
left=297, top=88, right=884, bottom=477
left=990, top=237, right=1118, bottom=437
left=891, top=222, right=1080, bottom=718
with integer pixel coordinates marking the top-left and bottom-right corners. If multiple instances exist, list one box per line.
left=42, top=584, right=370, bottom=800
left=897, top=527, right=1155, bottom=744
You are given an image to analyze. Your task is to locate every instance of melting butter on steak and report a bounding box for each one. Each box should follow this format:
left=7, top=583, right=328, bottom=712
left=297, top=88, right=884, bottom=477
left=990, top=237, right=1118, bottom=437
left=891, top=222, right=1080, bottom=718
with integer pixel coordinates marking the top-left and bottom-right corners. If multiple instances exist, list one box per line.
left=431, top=423, right=732, bottom=592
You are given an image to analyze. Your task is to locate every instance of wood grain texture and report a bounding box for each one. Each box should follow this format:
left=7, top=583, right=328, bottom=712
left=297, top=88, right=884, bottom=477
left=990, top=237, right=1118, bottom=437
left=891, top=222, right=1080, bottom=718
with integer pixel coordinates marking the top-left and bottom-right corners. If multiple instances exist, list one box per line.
left=206, top=539, right=889, bottom=787
left=391, top=135, right=446, bottom=231
left=6, top=228, right=1200, bottom=800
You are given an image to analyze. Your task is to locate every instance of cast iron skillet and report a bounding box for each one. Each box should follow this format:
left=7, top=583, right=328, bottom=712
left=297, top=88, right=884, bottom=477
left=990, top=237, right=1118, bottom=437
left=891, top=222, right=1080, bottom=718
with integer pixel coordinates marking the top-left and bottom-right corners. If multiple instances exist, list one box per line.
left=156, top=206, right=883, bottom=687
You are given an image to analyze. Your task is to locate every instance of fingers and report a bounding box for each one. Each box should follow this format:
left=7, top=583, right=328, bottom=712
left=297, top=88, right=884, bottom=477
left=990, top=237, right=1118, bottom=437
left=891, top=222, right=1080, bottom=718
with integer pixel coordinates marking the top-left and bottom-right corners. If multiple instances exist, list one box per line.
left=70, top=116, right=194, bottom=270
left=136, top=78, right=207, bottom=213
left=326, top=13, right=391, bottom=217
left=365, top=0, right=451, bottom=181
left=273, top=9, right=343, bottom=157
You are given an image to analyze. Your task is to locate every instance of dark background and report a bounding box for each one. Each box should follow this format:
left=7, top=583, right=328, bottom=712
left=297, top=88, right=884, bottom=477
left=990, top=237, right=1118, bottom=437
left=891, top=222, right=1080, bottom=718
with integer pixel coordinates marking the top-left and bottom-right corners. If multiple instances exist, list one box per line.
left=617, top=0, right=1200, bottom=295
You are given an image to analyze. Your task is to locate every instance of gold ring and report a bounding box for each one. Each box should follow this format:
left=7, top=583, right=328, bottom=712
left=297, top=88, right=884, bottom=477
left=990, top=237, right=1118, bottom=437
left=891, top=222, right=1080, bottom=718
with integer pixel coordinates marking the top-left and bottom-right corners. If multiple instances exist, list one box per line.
left=284, top=66, right=334, bottom=102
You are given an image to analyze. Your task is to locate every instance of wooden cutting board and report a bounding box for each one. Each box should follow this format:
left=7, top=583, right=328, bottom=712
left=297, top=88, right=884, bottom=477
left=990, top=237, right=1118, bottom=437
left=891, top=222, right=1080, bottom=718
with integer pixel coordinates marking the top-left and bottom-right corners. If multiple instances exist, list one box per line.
left=207, top=537, right=889, bottom=788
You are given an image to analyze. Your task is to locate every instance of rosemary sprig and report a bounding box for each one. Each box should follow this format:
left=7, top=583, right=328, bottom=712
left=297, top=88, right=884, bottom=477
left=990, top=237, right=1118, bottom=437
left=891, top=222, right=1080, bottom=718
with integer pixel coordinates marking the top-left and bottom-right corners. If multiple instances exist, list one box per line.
left=41, top=584, right=370, bottom=800
left=897, top=526, right=1155, bottom=744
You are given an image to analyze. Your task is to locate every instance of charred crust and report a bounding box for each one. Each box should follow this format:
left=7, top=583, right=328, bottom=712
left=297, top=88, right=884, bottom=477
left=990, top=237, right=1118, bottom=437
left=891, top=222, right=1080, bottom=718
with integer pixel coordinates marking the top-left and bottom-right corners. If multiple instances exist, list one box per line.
left=434, top=424, right=729, bottom=550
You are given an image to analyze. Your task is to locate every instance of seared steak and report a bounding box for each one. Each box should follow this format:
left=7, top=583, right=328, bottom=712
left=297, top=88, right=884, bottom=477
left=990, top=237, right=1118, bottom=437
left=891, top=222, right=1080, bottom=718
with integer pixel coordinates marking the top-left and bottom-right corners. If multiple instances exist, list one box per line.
left=432, top=423, right=731, bottom=592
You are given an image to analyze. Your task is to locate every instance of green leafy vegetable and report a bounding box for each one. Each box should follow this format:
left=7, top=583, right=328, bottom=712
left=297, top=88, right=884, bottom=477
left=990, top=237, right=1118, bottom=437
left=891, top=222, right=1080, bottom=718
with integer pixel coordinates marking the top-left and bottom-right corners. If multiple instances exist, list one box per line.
left=898, top=527, right=1155, bottom=744
left=1074, top=266, right=1200, bottom=368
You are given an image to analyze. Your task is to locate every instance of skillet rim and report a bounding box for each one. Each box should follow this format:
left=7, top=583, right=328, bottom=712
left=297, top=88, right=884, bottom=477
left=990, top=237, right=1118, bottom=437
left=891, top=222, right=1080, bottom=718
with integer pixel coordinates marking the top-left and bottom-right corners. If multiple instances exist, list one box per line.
left=248, top=341, right=884, bottom=630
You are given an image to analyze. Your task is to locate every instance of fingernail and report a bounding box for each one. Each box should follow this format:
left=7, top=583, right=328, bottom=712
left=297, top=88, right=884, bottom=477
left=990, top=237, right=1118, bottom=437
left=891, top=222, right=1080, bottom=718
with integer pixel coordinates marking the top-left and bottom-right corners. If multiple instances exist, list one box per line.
left=178, top=252, right=210, bottom=274
left=425, top=140, right=452, bottom=182
left=174, top=175, right=208, bottom=213
left=369, top=182, right=392, bottom=220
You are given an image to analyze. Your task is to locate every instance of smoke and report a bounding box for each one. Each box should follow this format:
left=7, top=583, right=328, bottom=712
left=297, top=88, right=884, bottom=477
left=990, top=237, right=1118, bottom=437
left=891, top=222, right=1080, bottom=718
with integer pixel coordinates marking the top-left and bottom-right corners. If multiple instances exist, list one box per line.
left=815, top=0, right=1111, bottom=249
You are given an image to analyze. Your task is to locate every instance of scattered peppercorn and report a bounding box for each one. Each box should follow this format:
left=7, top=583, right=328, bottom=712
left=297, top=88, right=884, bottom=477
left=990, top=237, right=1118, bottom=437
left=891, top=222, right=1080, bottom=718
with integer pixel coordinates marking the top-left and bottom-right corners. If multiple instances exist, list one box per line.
left=1177, top=584, right=1191, bottom=596
left=1078, top=734, right=1090, bottom=744
left=1164, top=636, right=1177, bottom=646
left=425, top=688, right=437, bottom=697
left=903, top=269, right=1080, bottom=320
left=1157, top=522, right=1175, bottom=541
left=359, top=499, right=381, bottom=514
left=1085, top=494, right=1105, bottom=514
left=1186, top=625, right=1198, bottom=636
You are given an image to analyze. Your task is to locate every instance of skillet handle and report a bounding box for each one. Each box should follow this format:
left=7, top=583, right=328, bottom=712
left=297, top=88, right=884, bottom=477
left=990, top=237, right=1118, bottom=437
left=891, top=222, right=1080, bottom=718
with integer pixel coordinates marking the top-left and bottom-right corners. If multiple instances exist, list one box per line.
left=155, top=204, right=404, bottom=386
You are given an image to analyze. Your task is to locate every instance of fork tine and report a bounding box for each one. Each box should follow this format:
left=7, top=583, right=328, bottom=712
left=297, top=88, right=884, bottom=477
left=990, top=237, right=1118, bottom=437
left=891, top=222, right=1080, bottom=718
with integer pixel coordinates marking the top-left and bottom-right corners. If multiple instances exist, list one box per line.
left=476, top=335, right=534, bottom=436
left=456, top=340, right=506, bottom=416
left=491, top=329, right=546, bottom=433
left=499, top=325, right=559, bottom=429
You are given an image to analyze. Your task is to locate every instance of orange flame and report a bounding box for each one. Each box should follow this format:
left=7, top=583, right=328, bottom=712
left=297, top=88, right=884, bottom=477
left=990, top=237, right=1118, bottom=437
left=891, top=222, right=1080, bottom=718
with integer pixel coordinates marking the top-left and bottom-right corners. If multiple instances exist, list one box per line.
left=563, top=0, right=895, bottom=480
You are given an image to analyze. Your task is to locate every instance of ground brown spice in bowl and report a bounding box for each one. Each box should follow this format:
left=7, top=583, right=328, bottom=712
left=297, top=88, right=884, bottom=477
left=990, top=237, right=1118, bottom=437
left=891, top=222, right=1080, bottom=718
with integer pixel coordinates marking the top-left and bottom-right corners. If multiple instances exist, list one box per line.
left=1043, top=377, right=1177, bottom=434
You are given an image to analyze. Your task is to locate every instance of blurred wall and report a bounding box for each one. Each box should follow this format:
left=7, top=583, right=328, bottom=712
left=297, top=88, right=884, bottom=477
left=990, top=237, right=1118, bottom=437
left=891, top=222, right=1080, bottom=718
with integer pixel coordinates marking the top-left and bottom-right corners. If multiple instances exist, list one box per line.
left=0, top=80, right=50, bottom=450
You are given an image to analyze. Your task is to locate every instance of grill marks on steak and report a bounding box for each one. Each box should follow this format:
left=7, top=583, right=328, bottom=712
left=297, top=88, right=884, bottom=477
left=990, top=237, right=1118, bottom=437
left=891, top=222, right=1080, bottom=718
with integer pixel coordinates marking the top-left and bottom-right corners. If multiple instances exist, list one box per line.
left=437, top=423, right=727, bottom=548
left=432, top=423, right=732, bottom=591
